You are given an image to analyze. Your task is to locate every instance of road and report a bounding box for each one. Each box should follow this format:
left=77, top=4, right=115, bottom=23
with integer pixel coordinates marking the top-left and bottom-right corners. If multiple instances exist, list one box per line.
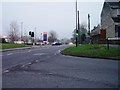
left=2, top=45, right=119, bottom=88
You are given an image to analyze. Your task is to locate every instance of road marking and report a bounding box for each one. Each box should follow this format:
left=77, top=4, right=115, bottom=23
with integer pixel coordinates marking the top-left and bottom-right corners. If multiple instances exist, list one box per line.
left=35, top=60, right=39, bottom=62
left=28, top=50, right=31, bottom=52
left=4, top=70, right=9, bottom=73
left=28, top=62, right=32, bottom=65
left=7, top=53, right=13, bottom=56
left=54, top=50, right=61, bottom=55
left=58, top=50, right=61, bottom=53
left=33, top=53, right=46, bottom=56
left=21, top=65, right=25, bottom=68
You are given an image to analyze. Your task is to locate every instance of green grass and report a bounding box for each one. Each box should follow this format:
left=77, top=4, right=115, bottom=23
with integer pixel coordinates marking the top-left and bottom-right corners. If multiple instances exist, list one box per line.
left=62, top=44, right=120, bottom=60
left=1, top=43, right=31, bottom=49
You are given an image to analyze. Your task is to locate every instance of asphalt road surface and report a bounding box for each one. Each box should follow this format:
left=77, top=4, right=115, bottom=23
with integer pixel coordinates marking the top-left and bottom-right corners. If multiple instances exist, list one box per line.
left=2, top=45, right=119, bottom=88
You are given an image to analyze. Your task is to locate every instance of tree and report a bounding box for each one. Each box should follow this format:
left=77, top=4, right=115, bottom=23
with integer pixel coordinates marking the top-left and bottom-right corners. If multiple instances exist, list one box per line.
left=48, top=30, right=57, bottom=44
left=80, top=24, right=87, bottom=35
left=73, top=23, right=87, bottom=44
left=60, top=38, right=71, bottom=44
left=72, top=29, right=76, bottom=44
left=8, top=21, right=19, bottom=43
left=79, top=24, right=87, bottom=44
left=21, top=32, right=29, bottom=44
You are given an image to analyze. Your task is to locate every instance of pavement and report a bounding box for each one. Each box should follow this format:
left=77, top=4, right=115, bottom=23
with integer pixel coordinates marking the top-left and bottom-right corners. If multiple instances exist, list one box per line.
left=1, top=45, right=119, bottom=88
left=109, top=44, right=120, bottom=49
left=105, top=44, right=120, bottom=49
left=1, top=46, right=35, bottom=52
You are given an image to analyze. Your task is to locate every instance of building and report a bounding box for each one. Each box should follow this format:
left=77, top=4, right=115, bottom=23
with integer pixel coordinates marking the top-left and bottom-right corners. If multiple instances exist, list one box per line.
left=91, top=25, right=100, bottom=44
left=101, top=0, right=120, bottom=39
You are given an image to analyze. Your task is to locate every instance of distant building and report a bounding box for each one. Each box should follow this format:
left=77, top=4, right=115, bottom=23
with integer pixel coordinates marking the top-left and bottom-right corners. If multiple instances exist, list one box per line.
left=101, top=0, right=120, bottom=39
left=1, top=36, right=11, bottom=43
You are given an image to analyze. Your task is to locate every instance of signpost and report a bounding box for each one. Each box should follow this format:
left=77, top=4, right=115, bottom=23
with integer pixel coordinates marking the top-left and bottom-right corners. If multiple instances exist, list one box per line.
left=43, top=33, right=48, bottom=44
left=29, top=31, right=34, bottom=45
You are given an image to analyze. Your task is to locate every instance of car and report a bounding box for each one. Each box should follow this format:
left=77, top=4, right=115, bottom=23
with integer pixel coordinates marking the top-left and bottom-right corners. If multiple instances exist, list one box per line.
left=69, top=42, right=74, bottom=45
left=52, top=42, right=62, bottom=46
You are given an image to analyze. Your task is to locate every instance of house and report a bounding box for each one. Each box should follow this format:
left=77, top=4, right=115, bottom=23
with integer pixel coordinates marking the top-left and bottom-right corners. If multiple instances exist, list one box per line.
left=1, top=36, right=11, bottom=43
left=101, top=0, right=120, bottom=39
left=91, top=25, right=100, bottom=44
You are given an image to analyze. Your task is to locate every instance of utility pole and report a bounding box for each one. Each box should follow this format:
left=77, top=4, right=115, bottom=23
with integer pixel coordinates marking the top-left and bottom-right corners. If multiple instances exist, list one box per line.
left=35, top=27, right=36, bottom=45
left=76, top=0, right=78, bottom=47
left=21, top=22, right=23, bottom=41
left=78, top=10, right=80, bottom=44
left=41, top=33, right=42, bottom=41
left=88, top=14, right=91, bottom=44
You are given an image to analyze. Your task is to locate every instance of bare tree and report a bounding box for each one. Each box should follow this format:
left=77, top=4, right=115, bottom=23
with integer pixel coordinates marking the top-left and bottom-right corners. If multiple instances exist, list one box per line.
left=21, top=31, right=29, bottom=44
left=48, top=30, right=57, bottom=44
left=8, top=21, right=19, bottom=43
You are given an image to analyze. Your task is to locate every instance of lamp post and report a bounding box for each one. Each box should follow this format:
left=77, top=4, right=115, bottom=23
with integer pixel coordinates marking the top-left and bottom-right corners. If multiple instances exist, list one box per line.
left=21, top=22, right=23, bottom=41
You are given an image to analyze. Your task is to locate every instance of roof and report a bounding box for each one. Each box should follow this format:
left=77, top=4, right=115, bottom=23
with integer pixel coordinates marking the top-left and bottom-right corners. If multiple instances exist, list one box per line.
left=105, top=0, right=120, bottom=3
left=101, top=1, right=120, bottom=17
left=107, top=2, right=120, bottom=9
left=91, top=25, right=100, bottom=36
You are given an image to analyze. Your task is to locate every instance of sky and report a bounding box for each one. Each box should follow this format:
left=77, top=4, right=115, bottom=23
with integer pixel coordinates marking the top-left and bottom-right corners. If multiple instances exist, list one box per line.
left=1, top=0, right=104, bottom=39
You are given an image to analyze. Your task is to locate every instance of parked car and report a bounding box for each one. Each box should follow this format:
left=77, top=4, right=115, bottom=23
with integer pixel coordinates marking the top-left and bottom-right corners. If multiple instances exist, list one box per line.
left=52, top=42, right=62, bottom=46
left=14, top=41, right=24, bottom=44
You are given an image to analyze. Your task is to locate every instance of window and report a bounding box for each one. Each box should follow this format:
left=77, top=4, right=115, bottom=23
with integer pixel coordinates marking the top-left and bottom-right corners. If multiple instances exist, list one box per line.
left=117, top=9, right=120, bottom=16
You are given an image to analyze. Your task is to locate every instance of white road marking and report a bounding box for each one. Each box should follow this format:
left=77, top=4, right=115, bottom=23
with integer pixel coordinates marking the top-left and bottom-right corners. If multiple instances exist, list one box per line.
left=7, top=53, right=13, bottom=56
left=21, top=65, right=25, bottom=67
left=58, top=50, right=61, bottom=53
left=28, top=50, right=31, bottom=52
left=35, top=60, right=39, bottom=62
left=54, top=50, right=61, bottom=55
left=33, top=53, right=46, bottom=56
left=4, top=70, right=9, bottom=73
left=28, top=62, right=32, bottom=65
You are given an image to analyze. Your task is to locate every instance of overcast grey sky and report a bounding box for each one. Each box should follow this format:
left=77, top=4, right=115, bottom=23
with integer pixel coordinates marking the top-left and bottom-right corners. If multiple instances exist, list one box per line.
left=1, top=0, right=104, bottom=39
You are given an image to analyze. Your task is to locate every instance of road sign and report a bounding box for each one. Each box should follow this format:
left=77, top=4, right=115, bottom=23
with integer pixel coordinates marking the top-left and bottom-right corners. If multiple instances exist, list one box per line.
left=43, top=33, right=47, bottom=41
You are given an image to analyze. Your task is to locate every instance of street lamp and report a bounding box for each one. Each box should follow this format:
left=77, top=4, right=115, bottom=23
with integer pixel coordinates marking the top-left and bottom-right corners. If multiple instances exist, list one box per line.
left=21, top=22, right=23, bottom=41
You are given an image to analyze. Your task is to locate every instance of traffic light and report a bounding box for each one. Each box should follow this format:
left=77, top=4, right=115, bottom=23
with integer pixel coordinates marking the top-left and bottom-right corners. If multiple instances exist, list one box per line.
left=31, top=32, right=34, bottom=37
left=76, top=30, right=78, bottom=33
left=29, top=31, right=31, bottom=35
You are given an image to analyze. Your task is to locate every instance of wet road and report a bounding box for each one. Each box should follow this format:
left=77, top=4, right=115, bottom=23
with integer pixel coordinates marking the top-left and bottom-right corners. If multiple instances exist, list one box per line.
left=2, top=45, right=119, bottom=88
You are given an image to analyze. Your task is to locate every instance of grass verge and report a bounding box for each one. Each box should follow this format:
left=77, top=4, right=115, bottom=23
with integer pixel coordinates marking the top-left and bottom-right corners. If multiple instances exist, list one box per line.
left=62, top=44, right=120, bottom=60
left=1, top=43, right=31, bottom=49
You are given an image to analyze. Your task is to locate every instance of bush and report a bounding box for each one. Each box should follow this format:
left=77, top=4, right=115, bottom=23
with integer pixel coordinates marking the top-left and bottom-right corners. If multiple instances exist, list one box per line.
left=0, top=38, right=7, bottom=43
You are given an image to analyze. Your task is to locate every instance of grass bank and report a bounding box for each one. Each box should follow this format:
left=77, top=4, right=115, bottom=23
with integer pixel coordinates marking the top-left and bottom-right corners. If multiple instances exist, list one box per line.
left=1, top=43, right=31, bottom=49
left=62, top=44, right=120, bottom=60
